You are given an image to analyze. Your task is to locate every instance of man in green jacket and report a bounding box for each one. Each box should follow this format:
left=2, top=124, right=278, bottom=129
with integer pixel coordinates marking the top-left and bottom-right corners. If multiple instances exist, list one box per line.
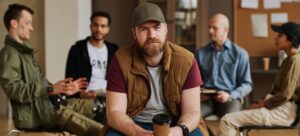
left=0, top=4, right=102, bottom=136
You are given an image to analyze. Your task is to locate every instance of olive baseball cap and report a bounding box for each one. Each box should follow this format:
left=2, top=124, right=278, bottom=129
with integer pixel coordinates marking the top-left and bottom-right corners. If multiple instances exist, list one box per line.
left=132, top=3, right=166, bottom=27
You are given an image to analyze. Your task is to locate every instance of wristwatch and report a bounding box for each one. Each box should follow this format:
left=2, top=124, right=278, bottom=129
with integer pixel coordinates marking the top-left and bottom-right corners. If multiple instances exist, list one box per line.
left=47, top=86, right=54, bottom=94
left=178, top=124, right=189, bottom=136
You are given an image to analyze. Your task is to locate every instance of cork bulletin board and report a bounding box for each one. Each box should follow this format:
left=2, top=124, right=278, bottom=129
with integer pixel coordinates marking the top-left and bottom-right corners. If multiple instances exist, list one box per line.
left=233, top=0, right=300, bottom=57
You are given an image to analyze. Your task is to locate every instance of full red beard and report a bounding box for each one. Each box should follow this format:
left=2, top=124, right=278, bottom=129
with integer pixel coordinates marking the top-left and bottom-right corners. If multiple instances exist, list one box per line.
left=138, top=38, right=165, bottom=57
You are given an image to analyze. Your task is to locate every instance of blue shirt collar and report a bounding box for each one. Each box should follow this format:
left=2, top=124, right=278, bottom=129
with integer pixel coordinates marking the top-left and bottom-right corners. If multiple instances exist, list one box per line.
left=209, top=39, right=231, bottom=51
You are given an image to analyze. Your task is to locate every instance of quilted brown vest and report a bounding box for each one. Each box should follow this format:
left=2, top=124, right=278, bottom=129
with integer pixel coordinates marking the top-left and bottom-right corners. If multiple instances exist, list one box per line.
left=116, top=41, right=193, bottom=117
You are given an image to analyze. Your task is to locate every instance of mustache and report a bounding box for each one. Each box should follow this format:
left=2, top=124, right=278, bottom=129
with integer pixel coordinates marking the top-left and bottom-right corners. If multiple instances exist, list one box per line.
left=145, top=38, right=161, bottom=44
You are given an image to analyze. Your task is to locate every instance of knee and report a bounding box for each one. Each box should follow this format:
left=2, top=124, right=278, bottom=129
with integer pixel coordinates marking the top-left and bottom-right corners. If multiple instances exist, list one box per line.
left=220, top=113, right=233, bottom=125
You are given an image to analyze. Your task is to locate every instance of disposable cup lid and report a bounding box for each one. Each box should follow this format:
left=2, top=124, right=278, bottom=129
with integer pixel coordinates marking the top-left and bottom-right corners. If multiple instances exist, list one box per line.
left=152, top=114, right=171, bottom=125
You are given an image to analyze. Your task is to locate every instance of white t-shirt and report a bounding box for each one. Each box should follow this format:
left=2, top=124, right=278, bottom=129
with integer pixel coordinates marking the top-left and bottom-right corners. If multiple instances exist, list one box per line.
left=87, top=42, right=108, bottom=92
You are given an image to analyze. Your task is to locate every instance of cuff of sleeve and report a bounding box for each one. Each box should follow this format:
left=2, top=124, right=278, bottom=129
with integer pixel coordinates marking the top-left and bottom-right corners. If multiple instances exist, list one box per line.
left=35, top=81, right=50, bottom=97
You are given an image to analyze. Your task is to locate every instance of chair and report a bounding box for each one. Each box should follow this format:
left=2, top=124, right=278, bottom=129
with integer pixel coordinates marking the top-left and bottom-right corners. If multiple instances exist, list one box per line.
left=238, top=102, right=300, bottom=136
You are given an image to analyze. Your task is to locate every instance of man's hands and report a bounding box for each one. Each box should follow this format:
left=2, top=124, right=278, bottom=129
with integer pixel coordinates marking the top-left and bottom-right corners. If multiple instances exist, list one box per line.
left=51, top=77, right=88, bottom=96
left=248, top=99, right=266, bottom=109
left=168, top=126, right=183, bottom=136
left=214, top=91, right=231, bottom=103
left=79, top=91, right=97, bottom=98
left=200, top=94, right=210, bottom=101
left=132, top=127, right=154, bottom=136
left=201, top=90, right=232, bottom=103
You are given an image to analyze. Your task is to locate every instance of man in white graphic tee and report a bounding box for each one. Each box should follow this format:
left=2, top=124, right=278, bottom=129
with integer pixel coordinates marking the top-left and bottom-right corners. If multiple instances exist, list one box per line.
left=66, top=11, right=118, bottom=98
left=65, top=11, right=118, bottom=123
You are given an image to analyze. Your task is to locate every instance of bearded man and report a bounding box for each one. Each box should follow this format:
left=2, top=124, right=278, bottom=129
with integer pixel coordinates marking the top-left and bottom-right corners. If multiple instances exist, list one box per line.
left=103, top=3, right=208, bottom=136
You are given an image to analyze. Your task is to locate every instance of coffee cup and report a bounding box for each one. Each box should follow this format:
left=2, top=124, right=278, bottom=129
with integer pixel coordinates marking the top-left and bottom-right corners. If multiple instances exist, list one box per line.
left=262, top=57, right=270, bottom=71
left=152, top=114, right=171, bottom=136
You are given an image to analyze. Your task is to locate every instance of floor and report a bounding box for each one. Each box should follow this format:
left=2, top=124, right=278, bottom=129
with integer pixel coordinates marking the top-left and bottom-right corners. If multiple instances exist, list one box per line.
left=0, top=114, right=14, bottom=136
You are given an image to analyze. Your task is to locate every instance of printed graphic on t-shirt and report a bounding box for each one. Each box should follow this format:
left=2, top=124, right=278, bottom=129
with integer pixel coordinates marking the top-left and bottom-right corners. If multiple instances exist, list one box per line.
left=91, top=59, right=107, bottom=70
left=87, top=42, right=108, bottom=90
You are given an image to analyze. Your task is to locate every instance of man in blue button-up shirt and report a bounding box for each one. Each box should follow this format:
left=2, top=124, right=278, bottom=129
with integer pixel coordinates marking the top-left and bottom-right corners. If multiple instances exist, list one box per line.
left=196, top=13, right=253, bottom=118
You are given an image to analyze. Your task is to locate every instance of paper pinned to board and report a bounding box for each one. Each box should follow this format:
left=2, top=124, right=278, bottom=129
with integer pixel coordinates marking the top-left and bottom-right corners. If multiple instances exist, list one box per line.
left=281, top=0, right=300, bottom=2
left=280, top=0, right=293, bottom=2
left=264, top=0, right=281, bottom=9
left=271, top=13, right=288, bottom=23
left=241, top=0, right=259, bottom=9
left=251, top=14, right=268, bottom=38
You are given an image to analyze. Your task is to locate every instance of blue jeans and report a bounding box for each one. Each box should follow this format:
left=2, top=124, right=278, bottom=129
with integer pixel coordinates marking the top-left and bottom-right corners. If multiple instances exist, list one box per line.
left=106, top=121, right=203, bottom=136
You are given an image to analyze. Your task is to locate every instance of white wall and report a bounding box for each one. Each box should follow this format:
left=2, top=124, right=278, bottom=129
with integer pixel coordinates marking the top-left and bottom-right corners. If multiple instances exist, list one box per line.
left=45, top=0, right=91, bottom=82
left=78, top=0, right=91, bottom=40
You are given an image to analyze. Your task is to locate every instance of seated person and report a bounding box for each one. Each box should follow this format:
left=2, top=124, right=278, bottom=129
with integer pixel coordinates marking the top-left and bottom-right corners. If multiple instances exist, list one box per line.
left=65, top=11, right=118, bottom=99
left=0, top=4, right=103, bottom=136
left=218, top=21, right=300, bottom=136
left=65, top=11, right=118, bottom=124
left=104, top=3, right=208, bottom=136
left=195, top=13, right=253, bottom=118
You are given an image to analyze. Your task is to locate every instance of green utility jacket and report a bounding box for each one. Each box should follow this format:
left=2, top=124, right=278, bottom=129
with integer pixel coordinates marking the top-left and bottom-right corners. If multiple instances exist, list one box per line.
left=0, top=35, right=52, bottom=129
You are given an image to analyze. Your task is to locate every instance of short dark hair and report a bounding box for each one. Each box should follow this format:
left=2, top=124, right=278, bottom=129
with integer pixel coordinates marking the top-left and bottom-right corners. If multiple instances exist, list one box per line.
left=3, top=4, right=34, bottom=30
left=90, top=11, right=111, bottom=26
